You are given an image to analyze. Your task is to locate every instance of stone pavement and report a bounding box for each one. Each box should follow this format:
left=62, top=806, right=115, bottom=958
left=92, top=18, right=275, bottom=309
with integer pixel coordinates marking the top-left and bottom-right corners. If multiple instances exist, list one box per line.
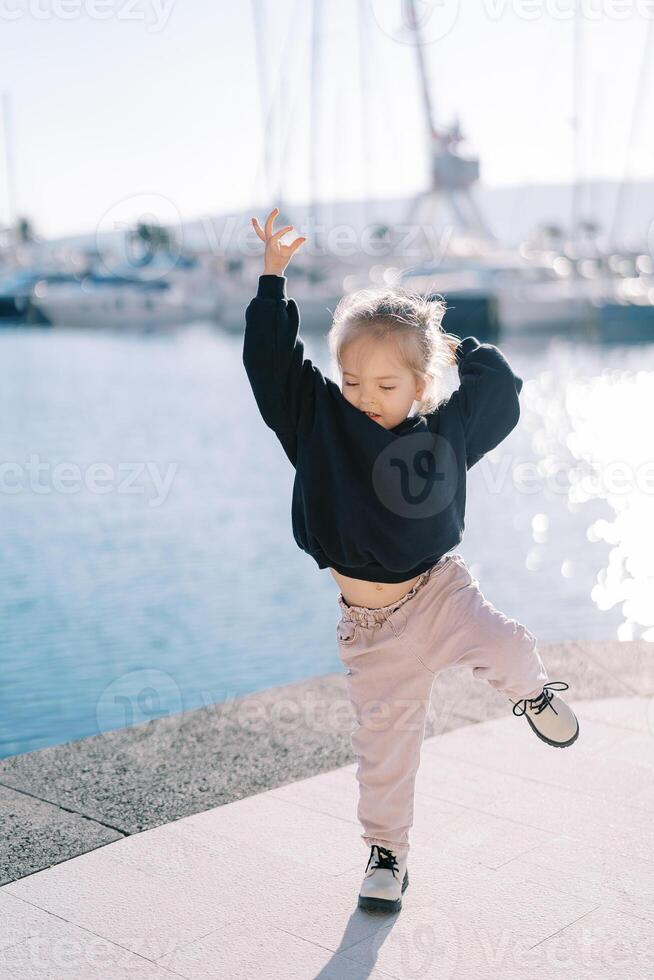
left=1, top=695, right=653, bottom=979
left=1, top=639, right=651, bottom=887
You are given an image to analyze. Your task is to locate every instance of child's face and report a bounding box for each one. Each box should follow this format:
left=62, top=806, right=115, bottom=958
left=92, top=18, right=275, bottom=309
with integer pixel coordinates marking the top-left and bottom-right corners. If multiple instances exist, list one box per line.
left=340, top=334, right=425, bottom=429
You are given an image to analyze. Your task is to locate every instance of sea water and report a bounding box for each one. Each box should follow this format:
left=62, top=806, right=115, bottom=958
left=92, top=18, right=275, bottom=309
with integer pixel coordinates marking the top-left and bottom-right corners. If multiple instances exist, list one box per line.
left=0, top=322, right=652, bottom=757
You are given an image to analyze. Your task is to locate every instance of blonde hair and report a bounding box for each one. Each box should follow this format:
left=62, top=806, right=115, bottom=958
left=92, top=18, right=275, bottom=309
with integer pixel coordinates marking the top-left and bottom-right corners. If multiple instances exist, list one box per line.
left=327, top=285, right=458, bottom=414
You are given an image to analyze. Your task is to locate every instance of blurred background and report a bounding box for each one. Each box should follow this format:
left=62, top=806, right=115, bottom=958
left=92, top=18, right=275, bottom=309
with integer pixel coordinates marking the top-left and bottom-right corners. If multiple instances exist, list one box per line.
left=1, top=0, right=653, bottom=758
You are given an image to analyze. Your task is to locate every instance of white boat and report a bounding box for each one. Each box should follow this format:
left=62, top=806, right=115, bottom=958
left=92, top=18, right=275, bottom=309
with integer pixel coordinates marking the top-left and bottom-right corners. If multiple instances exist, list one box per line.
left=396, top=250, right=579, bottom=339
left=0, top=267, right=77, bottom=323
left=33, top=277, right=216, bottom=330
left=400, top=252, right=654, bottom=342
left=31, top=252, right=221, bottom=329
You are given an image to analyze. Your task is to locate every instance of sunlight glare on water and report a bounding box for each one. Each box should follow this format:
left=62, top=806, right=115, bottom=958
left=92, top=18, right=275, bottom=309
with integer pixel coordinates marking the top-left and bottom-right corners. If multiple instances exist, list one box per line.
left=521, top=344, right=654, bottom=642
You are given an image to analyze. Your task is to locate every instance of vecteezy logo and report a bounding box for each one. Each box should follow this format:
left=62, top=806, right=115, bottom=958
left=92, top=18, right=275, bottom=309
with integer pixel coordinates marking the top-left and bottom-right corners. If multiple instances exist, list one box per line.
left=370, top=0, right=461, bottom=46
left=96, top=668, right=184, bottom=735
left=392, top=906, right=460, bottom=977
left=95, top=192, right=183, bottom=281
left=371, top=432, right=459, bottom=518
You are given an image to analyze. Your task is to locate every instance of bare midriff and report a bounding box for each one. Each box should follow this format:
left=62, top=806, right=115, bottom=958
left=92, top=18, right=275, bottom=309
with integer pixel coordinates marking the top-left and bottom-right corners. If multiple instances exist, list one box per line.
left=329, top=567, right=423, bottom=609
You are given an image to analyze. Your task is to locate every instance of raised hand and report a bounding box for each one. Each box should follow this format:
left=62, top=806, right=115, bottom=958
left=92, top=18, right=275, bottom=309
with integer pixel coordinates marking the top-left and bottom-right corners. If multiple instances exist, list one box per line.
left=251, top=207, right=307, bottom=277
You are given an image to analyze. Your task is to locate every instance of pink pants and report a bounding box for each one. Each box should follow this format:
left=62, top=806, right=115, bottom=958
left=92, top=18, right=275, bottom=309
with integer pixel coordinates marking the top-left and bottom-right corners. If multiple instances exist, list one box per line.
left=335, top=552, right=548, bottom=858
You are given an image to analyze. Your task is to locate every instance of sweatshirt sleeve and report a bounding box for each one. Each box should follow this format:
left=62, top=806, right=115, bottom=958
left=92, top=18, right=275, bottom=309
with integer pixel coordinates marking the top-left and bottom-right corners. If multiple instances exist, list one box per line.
left=442, top=335, right=523, bottom=469
left=242, top=274, right=319, bottom=467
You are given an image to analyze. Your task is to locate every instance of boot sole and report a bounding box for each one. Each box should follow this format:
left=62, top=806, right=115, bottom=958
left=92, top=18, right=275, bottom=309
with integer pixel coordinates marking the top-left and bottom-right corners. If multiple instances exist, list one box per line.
left=358, top=868, right=409, bottom=913
left=526, top=714, right=580, bottom=748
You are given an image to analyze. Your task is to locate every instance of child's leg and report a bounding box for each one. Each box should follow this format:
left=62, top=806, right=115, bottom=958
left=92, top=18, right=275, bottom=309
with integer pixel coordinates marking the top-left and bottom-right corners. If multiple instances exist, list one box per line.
left=411, top=555, right=548, bottom=699
left=336, top=576, right=436, bottom=858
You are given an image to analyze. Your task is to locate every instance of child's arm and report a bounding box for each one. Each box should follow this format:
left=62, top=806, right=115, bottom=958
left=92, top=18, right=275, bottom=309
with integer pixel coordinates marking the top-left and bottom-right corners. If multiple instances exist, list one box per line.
left=437, top=335, right=523, bottom=469
left=242, top=209, right=316, bottom=467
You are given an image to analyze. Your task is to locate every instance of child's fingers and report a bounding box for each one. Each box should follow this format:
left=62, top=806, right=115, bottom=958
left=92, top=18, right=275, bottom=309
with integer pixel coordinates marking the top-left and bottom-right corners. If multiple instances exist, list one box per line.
left=270, top=224, right=294, bottom=242
left=264, top=207, right=279, bottom=237
left=288, top=236, right=307, bottom=255
left=251, top=217, right=265, bottom=241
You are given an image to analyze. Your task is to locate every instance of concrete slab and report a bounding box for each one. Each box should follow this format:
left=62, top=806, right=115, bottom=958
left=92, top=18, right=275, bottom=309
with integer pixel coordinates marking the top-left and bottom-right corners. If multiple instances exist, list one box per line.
left=1, top=696, right=653, bottom=979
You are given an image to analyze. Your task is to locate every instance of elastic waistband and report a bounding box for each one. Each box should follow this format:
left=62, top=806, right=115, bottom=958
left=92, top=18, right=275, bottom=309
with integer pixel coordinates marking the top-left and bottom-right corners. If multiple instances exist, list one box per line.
left=336, top=561, right=434, bottom=629
left=337, top=552, right=464, bottom=629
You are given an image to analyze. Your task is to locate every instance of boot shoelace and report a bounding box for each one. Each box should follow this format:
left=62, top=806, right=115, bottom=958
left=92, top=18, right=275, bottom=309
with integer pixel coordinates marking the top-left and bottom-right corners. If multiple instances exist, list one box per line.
left=512, top=680, right=570, bottom=717
left=367, top=845, right=400, bottom=879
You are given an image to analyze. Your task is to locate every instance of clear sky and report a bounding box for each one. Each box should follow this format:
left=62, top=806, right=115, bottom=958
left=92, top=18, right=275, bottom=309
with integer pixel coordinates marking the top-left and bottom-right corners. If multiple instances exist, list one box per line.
left=0, top=0, right=651, bottom=239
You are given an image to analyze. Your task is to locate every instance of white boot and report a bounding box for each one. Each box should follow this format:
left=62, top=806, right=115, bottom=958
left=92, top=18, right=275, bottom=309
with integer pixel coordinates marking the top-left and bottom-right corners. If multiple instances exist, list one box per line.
left=358, top=844, right=409, bottom=913
left=511, top=681, right=580, bottom=748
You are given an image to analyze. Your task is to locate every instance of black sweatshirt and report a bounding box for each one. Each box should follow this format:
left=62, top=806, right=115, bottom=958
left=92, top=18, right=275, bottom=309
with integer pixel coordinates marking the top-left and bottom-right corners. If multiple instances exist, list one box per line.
left=243, top=274, right=523, bottom=583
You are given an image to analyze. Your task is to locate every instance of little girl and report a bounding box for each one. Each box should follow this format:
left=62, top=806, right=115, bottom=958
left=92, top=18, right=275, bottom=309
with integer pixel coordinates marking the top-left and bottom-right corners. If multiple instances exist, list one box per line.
left=244, top=207, right=579, bottom=915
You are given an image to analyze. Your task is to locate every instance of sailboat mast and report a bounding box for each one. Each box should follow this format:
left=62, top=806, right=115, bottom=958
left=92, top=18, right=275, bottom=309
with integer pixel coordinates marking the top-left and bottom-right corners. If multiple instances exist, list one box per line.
left=2, top=90, right=17, bottom=229
left=571, top=1, right=581, bottom=246
left=309, top=0, right=322, bottom=250
left=608, top=16, right=654, bottom=249
left=357, top=0, right=373, bottom=229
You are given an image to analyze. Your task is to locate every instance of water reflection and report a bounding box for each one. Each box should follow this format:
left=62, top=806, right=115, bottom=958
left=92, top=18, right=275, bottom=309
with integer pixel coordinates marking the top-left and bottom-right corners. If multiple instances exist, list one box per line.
left=522, top=343, right=654, bottom=641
